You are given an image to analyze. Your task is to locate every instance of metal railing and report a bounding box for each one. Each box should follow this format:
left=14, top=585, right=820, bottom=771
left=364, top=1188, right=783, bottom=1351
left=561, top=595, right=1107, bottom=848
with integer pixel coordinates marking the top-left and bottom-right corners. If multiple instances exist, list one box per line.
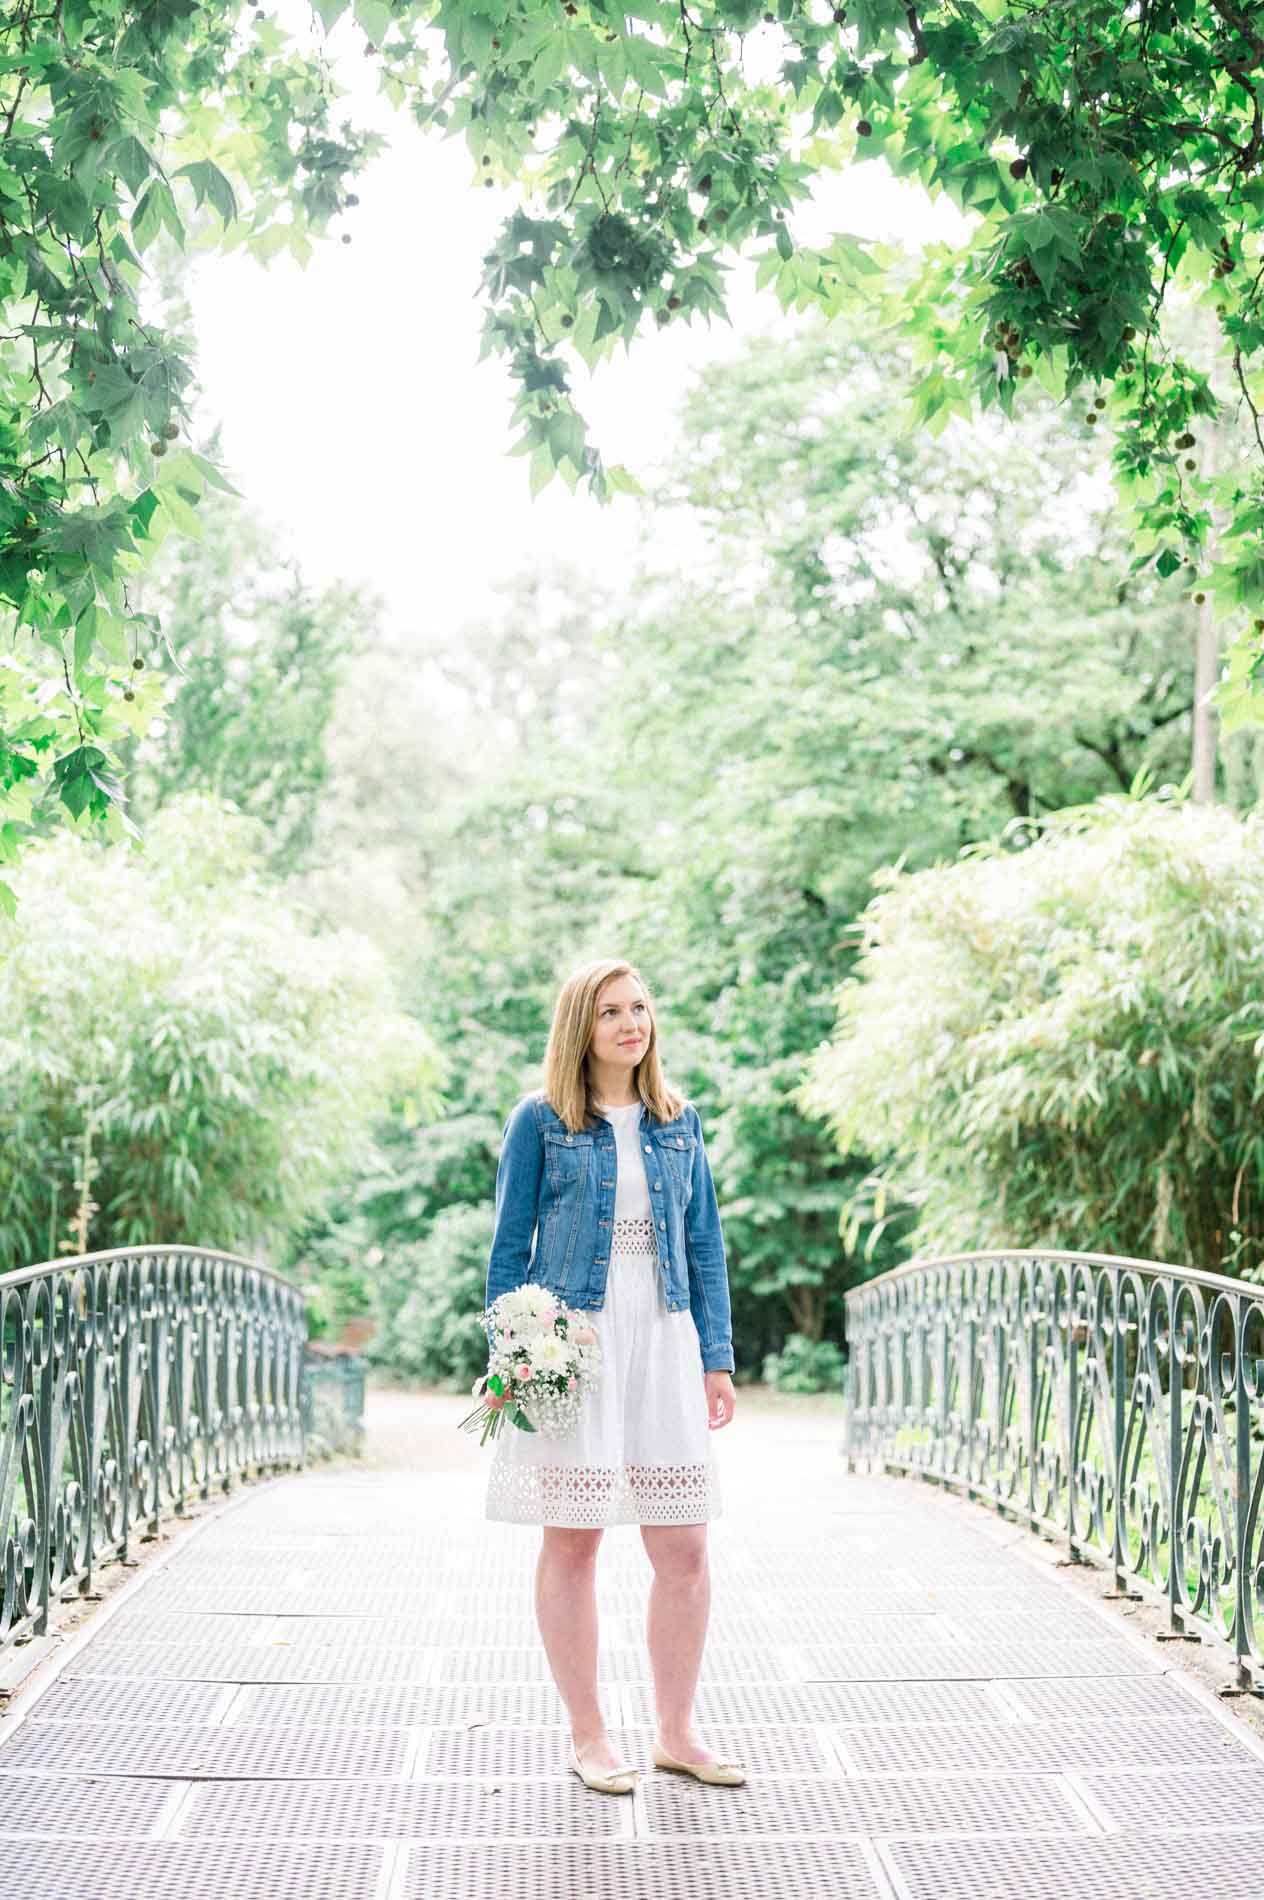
left=300, top=1348, right=368, bottom=1455
left=0, top=1244, right=308, bottom=1654
left=844, top=1248, right=1264, bottom=1695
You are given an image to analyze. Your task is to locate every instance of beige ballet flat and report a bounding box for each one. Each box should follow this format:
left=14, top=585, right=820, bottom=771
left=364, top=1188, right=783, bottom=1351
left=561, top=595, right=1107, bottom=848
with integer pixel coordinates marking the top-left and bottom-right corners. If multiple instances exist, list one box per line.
left=568, top=1740, right=639, bottom=1794
left=652, top=1740, right=747, bottom=1785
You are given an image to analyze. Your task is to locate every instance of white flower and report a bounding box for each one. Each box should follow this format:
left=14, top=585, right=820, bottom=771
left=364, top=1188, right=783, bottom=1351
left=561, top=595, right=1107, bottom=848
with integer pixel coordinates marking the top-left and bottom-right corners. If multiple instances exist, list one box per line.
left=534, top=1335, right=567, bottom=1371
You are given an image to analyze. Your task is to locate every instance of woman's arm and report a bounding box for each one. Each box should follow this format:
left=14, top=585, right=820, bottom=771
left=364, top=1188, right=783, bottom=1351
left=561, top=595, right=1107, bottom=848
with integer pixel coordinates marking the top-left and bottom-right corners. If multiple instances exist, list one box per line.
left=682, top=1104, right=736, bottom=1374
left=484, top=1095, right=544, bottom=1329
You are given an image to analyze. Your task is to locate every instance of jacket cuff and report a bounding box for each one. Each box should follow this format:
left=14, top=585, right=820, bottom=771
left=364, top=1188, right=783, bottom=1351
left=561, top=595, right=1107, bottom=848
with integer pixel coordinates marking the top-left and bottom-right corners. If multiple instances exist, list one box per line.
left=700, top=1343, right=735, bottom=1373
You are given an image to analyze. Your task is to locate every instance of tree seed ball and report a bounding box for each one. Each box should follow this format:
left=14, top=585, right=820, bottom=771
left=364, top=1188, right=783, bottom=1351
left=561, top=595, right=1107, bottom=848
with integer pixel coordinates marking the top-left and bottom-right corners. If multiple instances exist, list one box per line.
left=856, top=118, right=872, bottom=136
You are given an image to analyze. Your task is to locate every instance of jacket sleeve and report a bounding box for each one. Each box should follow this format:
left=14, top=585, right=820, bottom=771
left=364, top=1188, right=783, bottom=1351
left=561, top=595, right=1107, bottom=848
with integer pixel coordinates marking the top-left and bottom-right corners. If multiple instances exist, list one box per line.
left=682, top=1105, right=736, bottom=1374
left=484, top=1096, right=543, bottom=1344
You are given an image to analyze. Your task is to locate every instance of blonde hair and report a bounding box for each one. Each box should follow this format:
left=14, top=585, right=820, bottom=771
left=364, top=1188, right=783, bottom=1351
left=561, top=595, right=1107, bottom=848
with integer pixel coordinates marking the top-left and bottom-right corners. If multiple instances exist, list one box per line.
left=542, top=958, right=686, bottom=1133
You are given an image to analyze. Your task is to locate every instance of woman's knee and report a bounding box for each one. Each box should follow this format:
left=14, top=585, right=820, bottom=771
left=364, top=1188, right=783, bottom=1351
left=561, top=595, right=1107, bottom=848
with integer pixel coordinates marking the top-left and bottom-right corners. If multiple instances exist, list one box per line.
left=540, top=1525, right=604, bottom=1569
left=641, top=1522, right=708, bottom=1581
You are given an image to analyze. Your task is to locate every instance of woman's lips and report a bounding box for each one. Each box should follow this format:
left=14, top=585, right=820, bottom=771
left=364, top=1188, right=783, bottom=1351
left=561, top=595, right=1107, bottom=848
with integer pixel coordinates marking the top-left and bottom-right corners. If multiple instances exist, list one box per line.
left=621, top=1039, right=642, bottom=1047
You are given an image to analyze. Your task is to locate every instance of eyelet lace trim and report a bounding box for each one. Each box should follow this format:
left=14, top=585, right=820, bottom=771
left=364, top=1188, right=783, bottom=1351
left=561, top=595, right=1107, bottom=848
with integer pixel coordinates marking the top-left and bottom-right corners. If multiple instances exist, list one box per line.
left=611, top=1215, right=657, bottom=1256
left=486, top=1459, right=721, bottom=1527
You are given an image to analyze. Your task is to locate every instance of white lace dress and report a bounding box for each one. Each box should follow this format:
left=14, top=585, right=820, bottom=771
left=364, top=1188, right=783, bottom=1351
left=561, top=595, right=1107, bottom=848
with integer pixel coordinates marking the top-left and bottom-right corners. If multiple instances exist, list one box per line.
left=485, top=1100, right=723, bottom=1528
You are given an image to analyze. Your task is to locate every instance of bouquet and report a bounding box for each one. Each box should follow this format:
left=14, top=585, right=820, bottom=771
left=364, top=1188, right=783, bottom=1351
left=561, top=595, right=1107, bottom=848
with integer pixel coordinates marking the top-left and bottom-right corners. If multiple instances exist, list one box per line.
left=459, top=1284, right=603, bottom=1445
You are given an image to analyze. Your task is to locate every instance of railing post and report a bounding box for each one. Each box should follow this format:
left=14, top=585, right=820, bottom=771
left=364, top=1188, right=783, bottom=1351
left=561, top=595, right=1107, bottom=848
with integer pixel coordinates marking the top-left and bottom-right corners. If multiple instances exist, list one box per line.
left=1234, top=1292, right=1250, bottom=1688
left=1066, top=1276, right=1078, bottom=1554
left=80, top=1269, right=97, bottom=1601
left=1112, top=1274, right=1126, bottom=1590
left=963, top=1293, right=977, bottom=1488
left=1167, top=1299, right=1186, bottom=1636
left=937, top=1300, right=950, bottom=1482
left=33, top=1278, right=53, bottom=1637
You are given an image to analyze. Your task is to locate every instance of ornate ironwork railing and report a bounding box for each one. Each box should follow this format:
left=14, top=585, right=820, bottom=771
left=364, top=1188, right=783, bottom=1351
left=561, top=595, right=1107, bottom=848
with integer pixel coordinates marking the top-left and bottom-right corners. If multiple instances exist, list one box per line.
left=844, top=1249, right=1264, bottom=1694
left=0, top=1245, right=308, bottom=1655
left=300, top=1347, right=367, bottom=1454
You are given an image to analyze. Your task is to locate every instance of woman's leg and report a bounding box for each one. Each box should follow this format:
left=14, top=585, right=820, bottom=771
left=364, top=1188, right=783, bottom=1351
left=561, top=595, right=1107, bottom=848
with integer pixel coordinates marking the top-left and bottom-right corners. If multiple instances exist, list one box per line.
left=536, top=1524, right=626, bottom=1771
left=641, top=1521, right=715, bottom=1761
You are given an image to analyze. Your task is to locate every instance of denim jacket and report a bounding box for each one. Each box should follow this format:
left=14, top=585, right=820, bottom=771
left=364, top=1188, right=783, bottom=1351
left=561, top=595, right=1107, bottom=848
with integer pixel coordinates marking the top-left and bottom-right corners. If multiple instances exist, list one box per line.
left=484, top=1089, right=735, bottom=1374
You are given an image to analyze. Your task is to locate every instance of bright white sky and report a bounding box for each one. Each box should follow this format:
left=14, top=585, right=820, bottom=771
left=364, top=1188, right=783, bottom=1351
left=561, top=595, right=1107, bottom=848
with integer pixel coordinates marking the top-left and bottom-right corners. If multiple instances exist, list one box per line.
left=186, top=4, right=972, bottom=656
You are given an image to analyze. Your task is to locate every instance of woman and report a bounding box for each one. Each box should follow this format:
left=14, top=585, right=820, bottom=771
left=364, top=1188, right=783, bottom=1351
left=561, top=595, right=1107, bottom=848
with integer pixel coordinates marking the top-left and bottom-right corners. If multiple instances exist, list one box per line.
left=482, top=957, right=745, bottom=1795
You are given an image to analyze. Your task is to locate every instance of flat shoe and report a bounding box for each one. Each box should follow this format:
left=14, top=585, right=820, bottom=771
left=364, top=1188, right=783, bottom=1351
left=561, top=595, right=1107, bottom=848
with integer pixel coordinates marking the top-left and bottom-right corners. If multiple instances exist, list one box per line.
left=652, top=1741, right=746, bottom=1785
left=568, top=1741, right=638, bottom=1794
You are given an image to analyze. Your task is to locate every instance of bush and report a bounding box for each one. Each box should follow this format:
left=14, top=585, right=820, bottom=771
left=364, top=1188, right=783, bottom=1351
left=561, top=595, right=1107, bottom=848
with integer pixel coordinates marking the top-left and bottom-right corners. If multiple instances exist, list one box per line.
left=761, top=1331, right=847, bottom=1393
left=0, top=793, right=441, bottom=1269
left=798, top=792, right=1264, bottom=1277
left=386, top=1202, right=497, bottom=1388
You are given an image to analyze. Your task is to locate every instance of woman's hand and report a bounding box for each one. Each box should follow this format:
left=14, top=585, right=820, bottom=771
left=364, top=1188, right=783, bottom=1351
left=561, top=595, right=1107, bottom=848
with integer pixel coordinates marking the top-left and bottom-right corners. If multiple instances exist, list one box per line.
left=704, top=1371, right=736, bottom=1429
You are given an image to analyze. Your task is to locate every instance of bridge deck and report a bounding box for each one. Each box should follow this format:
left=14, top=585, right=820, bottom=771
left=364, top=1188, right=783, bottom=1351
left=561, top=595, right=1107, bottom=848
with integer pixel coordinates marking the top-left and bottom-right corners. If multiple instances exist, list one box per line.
left=1, top=1390, right=1263, bottom=1899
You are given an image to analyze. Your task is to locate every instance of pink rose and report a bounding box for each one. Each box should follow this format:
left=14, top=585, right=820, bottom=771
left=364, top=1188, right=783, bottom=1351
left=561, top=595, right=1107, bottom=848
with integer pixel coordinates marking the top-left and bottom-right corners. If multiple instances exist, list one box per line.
left=567, top=1377, right=577, bottom=1391
left=574, top=1327, right=596, bottom=1345
left=515, top=1363, right=531, bottom=1381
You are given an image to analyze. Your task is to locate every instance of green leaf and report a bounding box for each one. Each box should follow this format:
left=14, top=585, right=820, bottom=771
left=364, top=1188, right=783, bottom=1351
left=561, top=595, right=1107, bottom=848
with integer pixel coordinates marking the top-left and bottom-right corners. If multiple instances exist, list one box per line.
left=353, top=0, right=392, bottom=45
left=110, top=134, right=154, bottom=199
left=531, top=36, right=568, bottom=90
left=624, top=34, right=669, bottom=96
left=174, top=159, right=238, bottom=227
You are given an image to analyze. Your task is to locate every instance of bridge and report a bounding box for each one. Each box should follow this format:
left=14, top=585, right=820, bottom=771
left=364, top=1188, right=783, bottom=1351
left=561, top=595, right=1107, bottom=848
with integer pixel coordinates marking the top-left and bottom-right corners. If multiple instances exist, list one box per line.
left=2, top=1245, right=1264, bottom=1898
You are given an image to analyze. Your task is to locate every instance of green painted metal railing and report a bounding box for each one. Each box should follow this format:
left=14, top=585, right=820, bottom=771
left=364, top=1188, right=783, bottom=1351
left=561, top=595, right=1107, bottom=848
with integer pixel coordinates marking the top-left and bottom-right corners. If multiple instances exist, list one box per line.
left=300, top=1349, right=368, bottom=1455
left=0, top=1244, right=308, bottom=1655
left=844, top=1248, right=1264, bottom=1695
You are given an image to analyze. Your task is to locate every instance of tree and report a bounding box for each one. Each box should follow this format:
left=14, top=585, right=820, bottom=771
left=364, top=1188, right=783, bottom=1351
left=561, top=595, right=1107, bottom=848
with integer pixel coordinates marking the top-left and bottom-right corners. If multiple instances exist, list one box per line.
left=0, top=792, right=442, bottom=1270
left=5, top=0, right=1264, bottom=893
left=123, top=483, right=371, bottom=878
left=294, top=309, right=1243, bottom=1368
left=796, top=792, right=1264, bottom=1280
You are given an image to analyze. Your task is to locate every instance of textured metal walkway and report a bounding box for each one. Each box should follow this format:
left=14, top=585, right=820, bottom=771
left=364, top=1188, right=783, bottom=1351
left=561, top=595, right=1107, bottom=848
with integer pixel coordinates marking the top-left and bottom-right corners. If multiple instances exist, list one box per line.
left=2, top=1392, right=1264, bottom=1899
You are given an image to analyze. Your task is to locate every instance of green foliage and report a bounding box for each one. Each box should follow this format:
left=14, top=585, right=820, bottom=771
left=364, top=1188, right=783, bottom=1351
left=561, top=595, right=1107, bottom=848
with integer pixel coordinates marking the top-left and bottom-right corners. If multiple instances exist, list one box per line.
left=0, top=792, right=442, bottom=1269
left=0, top=0, right=386, bottom=871
left=383, top=0, right=1264, bottom=700
left=761, top=1330, right=847, bottom=1394
left=387, top=1202, right=498, bottom=1388
left=299, top=309, right=1230, bottom=1378
left=5, top=0, right=1264, bottom=887
left=124, top=486, right=371, bottom=877
left=797, top=792, right=1264, bottom=1279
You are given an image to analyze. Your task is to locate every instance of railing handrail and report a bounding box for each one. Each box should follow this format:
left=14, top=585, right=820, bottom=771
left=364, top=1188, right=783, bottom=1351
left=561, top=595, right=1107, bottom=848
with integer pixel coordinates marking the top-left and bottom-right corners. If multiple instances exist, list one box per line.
left=1, top=1241, right=298, bottom=1295
left=843, top=1244, right=1247, bottom=1303
left=0, top=1240, right=309, bottom=1656
left=842, top=1236, right=1264, bottom=1695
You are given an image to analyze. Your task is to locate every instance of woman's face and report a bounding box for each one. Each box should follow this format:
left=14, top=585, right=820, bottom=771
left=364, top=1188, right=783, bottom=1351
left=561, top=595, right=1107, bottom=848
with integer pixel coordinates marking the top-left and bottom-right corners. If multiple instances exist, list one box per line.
left=589, top=978, right=651, bottom=1074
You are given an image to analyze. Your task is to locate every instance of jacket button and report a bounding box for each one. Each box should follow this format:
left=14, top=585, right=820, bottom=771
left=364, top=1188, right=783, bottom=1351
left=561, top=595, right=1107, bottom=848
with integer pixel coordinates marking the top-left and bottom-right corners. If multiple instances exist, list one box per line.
left=658, top=1219, right=666, bottom=1229
left=643, top=1143, right=651, bottom=1153
left=653, top=1180, right=661, bottom=1191
left=566, top=1135, right=573, bottom=1143
left=677, top=1137, right=684, bottom=1146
